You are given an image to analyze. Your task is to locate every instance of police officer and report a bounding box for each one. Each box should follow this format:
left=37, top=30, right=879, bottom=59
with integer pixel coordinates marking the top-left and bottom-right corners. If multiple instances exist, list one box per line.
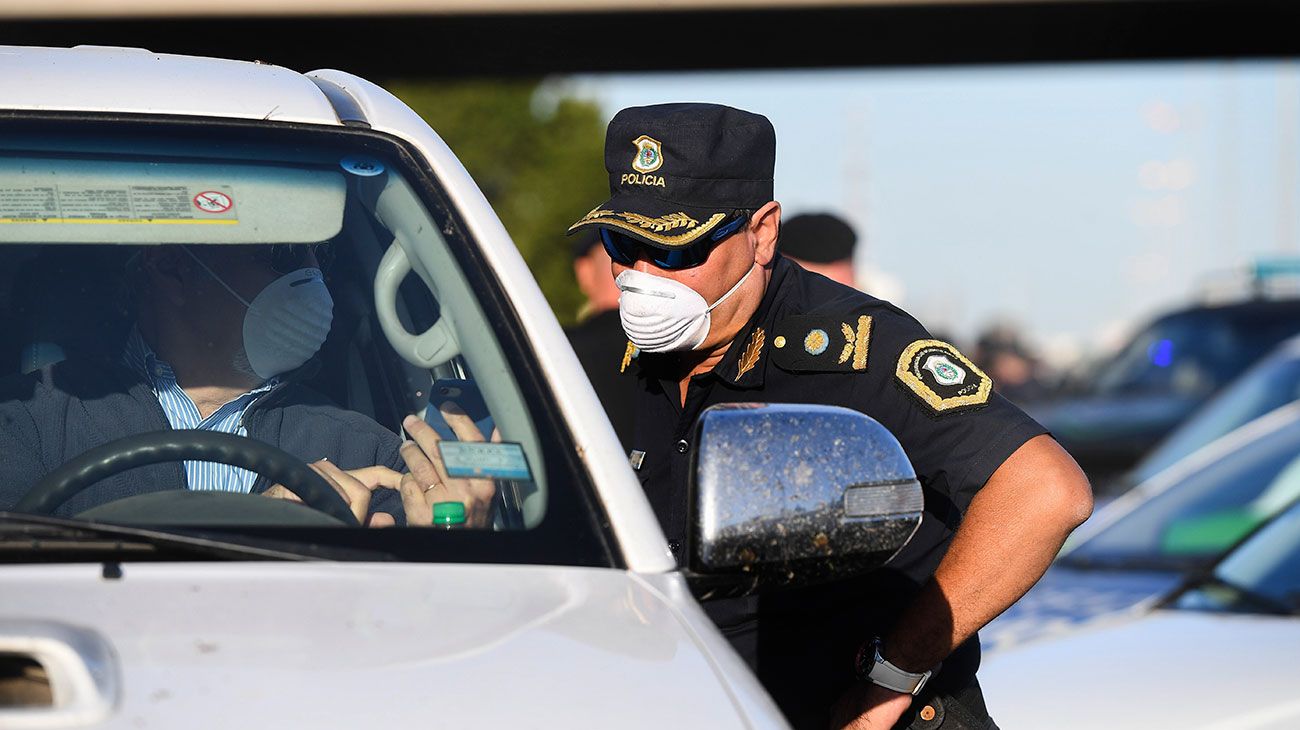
left=567, top=103, right=1093, bottom=730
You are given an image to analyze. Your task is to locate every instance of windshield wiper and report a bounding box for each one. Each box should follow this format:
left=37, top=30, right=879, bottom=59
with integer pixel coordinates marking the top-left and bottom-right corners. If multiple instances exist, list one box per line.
left=1180, top=573, right=1299, bottom=616
left=0, top=512, right=394, bottom=562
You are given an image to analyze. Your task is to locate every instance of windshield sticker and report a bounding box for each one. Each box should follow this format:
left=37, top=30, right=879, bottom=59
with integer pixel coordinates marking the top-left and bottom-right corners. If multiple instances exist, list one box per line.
left=0, top=185, right=239, bottom=224
left=340, top=156, right=385, bottom=177
left=437, top=441, right=533, bottom=481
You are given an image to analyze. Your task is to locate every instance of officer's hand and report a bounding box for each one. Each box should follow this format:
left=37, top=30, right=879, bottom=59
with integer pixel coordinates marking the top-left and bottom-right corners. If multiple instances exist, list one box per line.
left=398, top=407, right=499, bottom=528
left=264, top=461, right=403, bottom=527
left=829, top=682, right=912, bottom=730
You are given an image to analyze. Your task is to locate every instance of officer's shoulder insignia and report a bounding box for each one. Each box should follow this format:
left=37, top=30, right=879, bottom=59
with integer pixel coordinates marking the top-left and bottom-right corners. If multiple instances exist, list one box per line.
left=619, top=341, right=639, bottom=374
left=771, top=313, right=872, bottom=373
left=895, top=339, right=991, bottom=415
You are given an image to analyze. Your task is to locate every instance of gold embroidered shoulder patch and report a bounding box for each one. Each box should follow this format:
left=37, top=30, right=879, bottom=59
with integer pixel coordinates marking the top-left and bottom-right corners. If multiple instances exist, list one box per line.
left=895, top=340, right=992, bottom=415
left=771, top=314, right=872, bottom=373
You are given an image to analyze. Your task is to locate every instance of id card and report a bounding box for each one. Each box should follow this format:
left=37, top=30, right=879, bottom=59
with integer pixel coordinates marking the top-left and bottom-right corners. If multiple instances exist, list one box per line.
left=437, top=441, right=533, bottom=481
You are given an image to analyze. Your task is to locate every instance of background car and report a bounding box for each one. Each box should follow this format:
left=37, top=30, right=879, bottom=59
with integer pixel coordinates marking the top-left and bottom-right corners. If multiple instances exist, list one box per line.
left=980, top=493, right=1300, bottom=730
left=1125, top=333, right=1300, bottom=490
left=981, top=401, right=1300, bottom=652
left=1029, top=297, right=1300, bottom=494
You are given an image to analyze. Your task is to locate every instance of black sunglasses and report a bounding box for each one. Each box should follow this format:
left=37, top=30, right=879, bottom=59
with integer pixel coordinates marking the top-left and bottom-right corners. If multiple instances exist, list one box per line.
left=600, top=211, right=751, bottom=270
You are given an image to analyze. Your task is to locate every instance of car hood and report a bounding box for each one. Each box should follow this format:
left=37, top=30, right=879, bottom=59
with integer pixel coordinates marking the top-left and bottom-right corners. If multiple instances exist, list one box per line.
left=980, top=565, right=1182, bottom=653
left=0, top=562, right=783, bottom=729
left=980, top=610, right=1300, bottom=729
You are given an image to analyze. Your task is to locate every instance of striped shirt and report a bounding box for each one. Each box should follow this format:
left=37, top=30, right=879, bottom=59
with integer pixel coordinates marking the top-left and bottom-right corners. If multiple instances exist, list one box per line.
left=122, top=329, right=278, bottom=493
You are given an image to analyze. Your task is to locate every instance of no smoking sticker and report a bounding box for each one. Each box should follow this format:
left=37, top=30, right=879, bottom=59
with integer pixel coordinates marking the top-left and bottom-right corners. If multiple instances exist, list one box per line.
left=193, top=190, right=233, bottom=214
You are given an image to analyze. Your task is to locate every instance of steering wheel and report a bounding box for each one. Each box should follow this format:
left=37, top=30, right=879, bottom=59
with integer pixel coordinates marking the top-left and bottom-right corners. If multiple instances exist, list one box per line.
left=14, top=431, right=360, bottom=527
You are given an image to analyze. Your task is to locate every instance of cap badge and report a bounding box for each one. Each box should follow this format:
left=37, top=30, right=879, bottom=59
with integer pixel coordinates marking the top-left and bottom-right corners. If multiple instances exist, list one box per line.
left=631, top=135, right=664, bottom=174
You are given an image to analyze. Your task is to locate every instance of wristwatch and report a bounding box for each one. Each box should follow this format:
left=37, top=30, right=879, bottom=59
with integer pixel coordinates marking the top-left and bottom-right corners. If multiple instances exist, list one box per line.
left=854, top=637, right=933, bottom=696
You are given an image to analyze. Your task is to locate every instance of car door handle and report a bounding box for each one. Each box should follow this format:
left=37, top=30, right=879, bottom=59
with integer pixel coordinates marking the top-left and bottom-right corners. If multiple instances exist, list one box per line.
left=0, top=620, right=118, bottom=728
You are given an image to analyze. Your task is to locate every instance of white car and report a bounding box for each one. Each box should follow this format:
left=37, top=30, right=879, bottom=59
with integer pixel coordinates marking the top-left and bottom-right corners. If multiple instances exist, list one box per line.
left=0, top=46, right=923, bottom=728
left=980, top=400, right=1300, bottom=652
left=980, top=495, right=1300, bottom=730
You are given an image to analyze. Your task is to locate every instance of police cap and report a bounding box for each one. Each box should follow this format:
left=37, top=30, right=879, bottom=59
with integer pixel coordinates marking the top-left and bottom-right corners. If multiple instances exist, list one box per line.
left=780, top=213, right=857, bottom=263
left=567, top=103, right=776, bottom=250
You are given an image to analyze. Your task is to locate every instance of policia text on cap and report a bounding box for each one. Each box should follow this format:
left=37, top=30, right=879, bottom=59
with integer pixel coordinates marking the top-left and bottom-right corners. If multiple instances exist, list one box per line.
left=568, top=104, right=1093, bottom=730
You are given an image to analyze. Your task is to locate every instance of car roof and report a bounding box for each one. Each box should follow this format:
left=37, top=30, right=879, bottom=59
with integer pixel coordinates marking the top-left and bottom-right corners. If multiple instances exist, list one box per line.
left=0, top=45, right=342, bottom=126
left=1150, top=296, right=1300, bottom=323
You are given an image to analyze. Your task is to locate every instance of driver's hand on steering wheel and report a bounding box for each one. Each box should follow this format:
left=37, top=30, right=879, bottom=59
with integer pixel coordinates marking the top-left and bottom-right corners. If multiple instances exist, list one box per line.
left=399, top=406, right=499, bottom=528
left=264, top=462, right=404, bottom=527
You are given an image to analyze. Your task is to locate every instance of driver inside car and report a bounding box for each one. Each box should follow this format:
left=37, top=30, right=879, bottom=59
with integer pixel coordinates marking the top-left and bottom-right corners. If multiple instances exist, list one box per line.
left=0, top=243, right=495, bottom=527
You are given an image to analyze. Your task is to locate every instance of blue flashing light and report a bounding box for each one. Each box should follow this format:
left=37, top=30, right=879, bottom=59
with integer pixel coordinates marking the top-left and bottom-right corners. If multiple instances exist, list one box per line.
left=1148, top=339, right=1174, bottom=368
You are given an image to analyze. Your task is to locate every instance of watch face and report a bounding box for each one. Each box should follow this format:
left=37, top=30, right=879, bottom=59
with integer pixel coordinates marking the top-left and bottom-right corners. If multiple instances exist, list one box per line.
left=854, top=641, right=875, bottom=678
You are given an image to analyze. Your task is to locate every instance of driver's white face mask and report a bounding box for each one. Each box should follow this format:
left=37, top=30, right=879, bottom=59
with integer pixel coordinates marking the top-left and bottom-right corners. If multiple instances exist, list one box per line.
left=615, top=263, right=756, bottom=353
left=183, top=248, right=334, bottom=380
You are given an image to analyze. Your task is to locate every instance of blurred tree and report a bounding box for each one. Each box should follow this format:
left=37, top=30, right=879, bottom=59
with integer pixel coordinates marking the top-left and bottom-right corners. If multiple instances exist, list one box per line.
left=385, top=78, right=607, bottom=326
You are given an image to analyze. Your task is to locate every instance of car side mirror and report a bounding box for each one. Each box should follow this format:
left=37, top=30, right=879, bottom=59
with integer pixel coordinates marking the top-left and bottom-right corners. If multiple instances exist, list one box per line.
left=687, top=403, right=922, bottom=600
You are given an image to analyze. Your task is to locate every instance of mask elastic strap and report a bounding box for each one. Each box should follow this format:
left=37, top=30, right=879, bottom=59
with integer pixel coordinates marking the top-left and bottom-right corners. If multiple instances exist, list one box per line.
left=705, top=262, right=757, bottom=314
left=182, top=246, right=252, bottom=308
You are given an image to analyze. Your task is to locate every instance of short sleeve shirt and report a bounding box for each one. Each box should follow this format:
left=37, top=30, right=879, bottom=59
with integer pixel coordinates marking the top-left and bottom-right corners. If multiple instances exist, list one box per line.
left=625, top=255, right=1047, bottom=714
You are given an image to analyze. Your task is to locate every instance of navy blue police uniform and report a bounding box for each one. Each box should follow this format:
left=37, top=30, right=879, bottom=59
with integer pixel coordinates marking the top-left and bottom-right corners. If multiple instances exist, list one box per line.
left=569, top=103, right=1046, bottom=730
left=628, top=254, right=1043, bottom=728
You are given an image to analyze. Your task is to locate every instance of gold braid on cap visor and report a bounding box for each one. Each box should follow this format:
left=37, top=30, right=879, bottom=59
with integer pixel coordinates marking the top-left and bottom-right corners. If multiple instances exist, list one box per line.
left=569, top=209, right=728, bottom=247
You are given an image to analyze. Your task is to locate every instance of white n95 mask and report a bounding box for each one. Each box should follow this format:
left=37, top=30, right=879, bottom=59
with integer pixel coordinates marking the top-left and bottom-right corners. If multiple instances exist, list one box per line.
left=616, top=264, right=755, bottom=353
left=184, top=248, right=334, bottom=380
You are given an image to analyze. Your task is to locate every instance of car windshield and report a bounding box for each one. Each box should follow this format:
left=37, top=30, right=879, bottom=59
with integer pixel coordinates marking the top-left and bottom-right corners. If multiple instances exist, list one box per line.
left=1062, top=411, right=1300, bottom=571
left=0, top=116, right=613, bottom=566
left=1131, top=341, right=1300, bottom=484
left=1089, top=308, right=1300, bottom=399
left=1175, top=498, right=1300, bottom=616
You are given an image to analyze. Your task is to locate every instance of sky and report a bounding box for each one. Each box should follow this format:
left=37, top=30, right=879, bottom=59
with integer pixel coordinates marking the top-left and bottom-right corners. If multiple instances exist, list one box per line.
left=566, top=60, right=1300, bottom=367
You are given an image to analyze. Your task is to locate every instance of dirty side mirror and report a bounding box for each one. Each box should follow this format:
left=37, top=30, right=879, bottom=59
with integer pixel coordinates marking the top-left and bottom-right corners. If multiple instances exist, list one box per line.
left=687, top=403, right=922, bottom=600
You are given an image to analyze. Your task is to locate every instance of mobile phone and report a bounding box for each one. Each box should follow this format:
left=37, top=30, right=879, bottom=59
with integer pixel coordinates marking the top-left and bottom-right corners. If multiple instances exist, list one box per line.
left=423, top=378, right=494, bottom=441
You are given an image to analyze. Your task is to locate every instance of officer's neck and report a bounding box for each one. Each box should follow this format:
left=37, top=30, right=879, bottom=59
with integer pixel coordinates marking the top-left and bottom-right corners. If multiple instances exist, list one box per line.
left=681, top=343, right=731, bottom=381
left=669, top=270, right=769, bottom=406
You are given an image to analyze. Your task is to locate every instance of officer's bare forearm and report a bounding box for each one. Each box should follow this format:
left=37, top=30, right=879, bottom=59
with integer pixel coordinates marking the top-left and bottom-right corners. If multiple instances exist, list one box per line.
left=882, top=435, right=1092, bottom=672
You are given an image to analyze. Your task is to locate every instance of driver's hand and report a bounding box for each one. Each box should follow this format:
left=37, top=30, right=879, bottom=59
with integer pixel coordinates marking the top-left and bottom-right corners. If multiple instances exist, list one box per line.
left=399, top=407, right=499, bottom=528
left=264, top=462, right=403, bottom=528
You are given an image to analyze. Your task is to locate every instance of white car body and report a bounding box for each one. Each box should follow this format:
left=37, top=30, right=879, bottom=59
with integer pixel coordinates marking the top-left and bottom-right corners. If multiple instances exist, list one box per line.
left=980, top=609, right=1300, bottom=730
left=0, top=45, right=788, bottom=729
